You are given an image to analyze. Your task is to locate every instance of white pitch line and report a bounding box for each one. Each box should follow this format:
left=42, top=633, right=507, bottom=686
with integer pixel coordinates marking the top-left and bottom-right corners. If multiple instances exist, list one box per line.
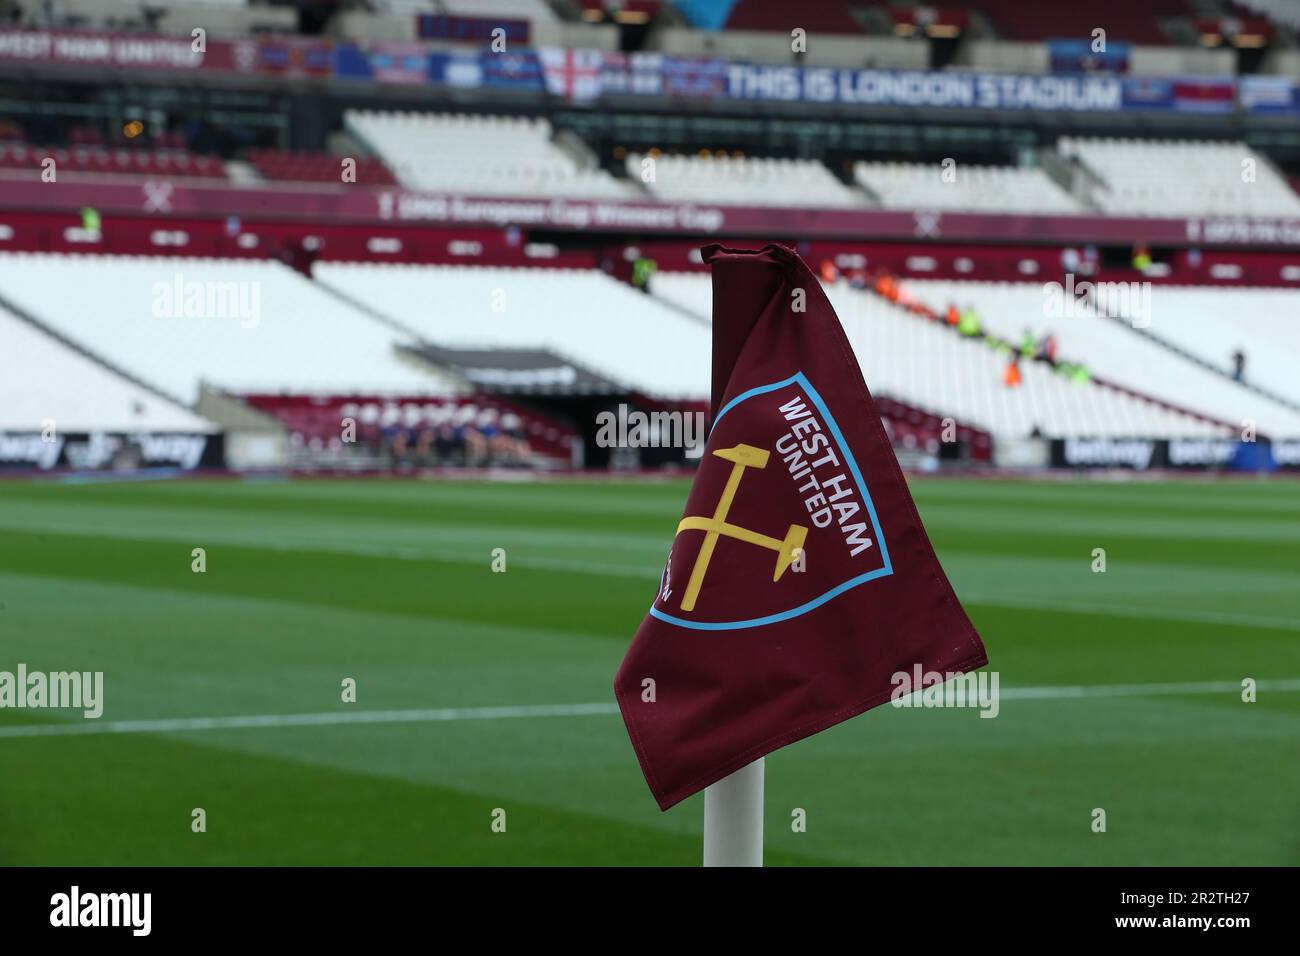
left=0, top=702, right=619, bottom=739
left=962, top=594, right=1300, bottom=632
left=996, top=678, right=1300, bottom=700
left=1, top=679, right=1298, bottom=741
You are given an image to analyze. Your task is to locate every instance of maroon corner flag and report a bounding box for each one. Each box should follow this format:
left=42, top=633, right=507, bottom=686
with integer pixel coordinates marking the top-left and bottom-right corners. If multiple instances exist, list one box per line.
left=614, top=243, right=988, bottom=810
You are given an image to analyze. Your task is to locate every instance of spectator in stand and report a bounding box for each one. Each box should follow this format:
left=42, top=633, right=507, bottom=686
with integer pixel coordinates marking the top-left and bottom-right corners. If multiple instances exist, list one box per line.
left=632, top=257, right=658, bottom=292
left=1037, top=331, right=1059, bottom=366
left=874, top=271, right=900, bottom=303
left=1061, top=246, right=1080, bottom=274
left=431, top=407, right=463, bottom=464
left=1231, top=348, right=1247, bottom=383
left=384, top=409, right=409, bottom=461
left=1081, top=244, right=1100, bottom=276
left=1020, top=328, right=1037, bottom=359
left=457, top=405, right=487, bottom=466
left=498, top=413, right=530, bottom=465
left=1132, top=242, right=1153, bottom=274
left=477, top=408, right=504, bottom=459
left=404, top=404, right=433, bottom=460
left=1003, top=353, right=1023, bottom=388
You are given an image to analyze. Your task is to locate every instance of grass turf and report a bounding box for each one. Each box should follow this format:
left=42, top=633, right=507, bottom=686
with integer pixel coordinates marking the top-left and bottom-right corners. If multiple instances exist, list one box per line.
left=0, top=475, right=1296, bottom=865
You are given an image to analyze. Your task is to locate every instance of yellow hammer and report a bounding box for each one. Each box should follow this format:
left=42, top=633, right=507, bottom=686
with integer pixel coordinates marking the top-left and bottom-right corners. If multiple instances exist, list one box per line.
left=676, top=444, right=808, bottom=612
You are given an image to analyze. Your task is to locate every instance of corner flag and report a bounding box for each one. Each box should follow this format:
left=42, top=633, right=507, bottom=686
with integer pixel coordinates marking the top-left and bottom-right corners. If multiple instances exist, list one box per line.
left=615, top=243, right=988, bottom=810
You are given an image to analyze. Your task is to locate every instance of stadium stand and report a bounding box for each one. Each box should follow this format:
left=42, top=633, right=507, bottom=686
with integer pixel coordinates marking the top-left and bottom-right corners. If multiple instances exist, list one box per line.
left=650, top=270, right=1224, bottom=439
left=1234, top=0, right=1300, bottom=30
left=854, top=162, right=1081, bottom=213
left=0, top=254, right=458, bottom=404
left=12, top=0, right=298, bottom=37
left=243, top=393, right=577, bottom=466
left=632, top=153, right=863, bottom=207
left=942, top=0, right=1188, bottom=43
left=345, top=112, right=638, bottom=199
left=0, top=302, right=213, bottom=432
left=1059, top=137, right=1300, bottom=218
left=1092, top=285, right=1300, bottom=406
left=647, top=270, right=714, bottom=323
left=313, top=263, right=710, bottom=400
left=245, top=149, right=398, bottom=185
left=828, top=283, right=1229, bottom=440
left=0, top=144, right=226, bottom=179
left=438, top=0, right=558, bottom=22
left=723, top=0, right=863, bottom=34
left=901, top=279, right=1300, bottom=436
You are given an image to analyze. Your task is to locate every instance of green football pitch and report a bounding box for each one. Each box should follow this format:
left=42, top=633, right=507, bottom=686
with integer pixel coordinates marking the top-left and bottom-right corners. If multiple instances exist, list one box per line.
left=0, top=475, right=1296, bottom=866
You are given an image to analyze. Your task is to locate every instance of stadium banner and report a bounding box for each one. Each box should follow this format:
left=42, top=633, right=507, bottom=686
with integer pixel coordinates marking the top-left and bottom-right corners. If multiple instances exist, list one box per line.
left=600, top=51, right=666, bottom=97
left=725, top=63, right=1127, bottom=111
left=1050, top=437, right=1300, bottom=471
left=232, top=37, right=334, bottom=78
left=0, top=28, right=1286, bottom=118
left=6, top=177, right=1300, bottom=249
left=0, top=28, right=213, bottom=70
left=365, top=42, right=433, bottom=85
left=615, top=243, right=987, bottom=810
left=416, top=14, right=530, bottom=45
left=0, top=431, right=223, bottom=472
left=480, top=50, right=547, bottom=91
left=1047, top=38, right=1130, bottom=74
left=1239, top=75, right=1300, bottom=115
left=539, top=48, right=604, bottom=102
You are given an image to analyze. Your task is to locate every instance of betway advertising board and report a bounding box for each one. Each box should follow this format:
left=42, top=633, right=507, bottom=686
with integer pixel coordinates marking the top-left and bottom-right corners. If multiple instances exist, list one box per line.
left=1051, top=438, right=1300, bottom=471
left=0, top=431, right=223, bottom=472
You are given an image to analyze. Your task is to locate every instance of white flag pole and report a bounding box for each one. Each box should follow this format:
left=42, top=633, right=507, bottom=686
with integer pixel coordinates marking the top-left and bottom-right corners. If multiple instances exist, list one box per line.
left=703, top=757, right=764, bottom=866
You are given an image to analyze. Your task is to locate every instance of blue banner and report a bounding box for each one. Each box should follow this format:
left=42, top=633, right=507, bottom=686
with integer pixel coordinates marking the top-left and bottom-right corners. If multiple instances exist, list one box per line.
left=1240, top=75, right=1300, bottom=115
left=1048, top=39, right=1131, bottom=74
left=725, top=64, right=1125, bottom=111
left=326, top=40, right=1300, bottom=119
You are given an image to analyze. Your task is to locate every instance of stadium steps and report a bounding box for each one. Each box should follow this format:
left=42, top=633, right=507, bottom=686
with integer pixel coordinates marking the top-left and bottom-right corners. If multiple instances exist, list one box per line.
left=847, top=282, right=1232, bottom=434
left=901, top=278, right=1300, bottom=437
left=649, top=269, right=1213, bottom=439
left=195, top=384, right=289, bottom=435
left=1088, top=301, right=1300, bottom=416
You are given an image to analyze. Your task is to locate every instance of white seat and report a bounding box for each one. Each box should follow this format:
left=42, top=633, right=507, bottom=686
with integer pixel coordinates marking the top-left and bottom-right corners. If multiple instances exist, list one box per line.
left=346, top=111, right=636, bottom=199
left=0, top=254, right=457, bottom=403
left=649, top=270, right=1233, bottom=439
left=853, top=161, right=1081, bottom=213
left=0, top=302, right=213, bottom=431
left=315, top=263, right=711, bottom=400
left=632, top=153, right=864, bottom=208
left=904, top=278, right=1300, bottom=436
left=1058, top=136, right=1300, bottom=217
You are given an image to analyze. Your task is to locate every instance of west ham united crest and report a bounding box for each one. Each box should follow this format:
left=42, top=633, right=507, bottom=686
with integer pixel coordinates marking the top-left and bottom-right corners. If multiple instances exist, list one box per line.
left=651, top=372, right=893, bottom=631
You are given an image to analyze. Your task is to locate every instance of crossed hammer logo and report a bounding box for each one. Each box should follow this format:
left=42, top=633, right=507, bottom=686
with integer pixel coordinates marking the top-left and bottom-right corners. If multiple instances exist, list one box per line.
left=674, top=444, right=808, bottom=612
